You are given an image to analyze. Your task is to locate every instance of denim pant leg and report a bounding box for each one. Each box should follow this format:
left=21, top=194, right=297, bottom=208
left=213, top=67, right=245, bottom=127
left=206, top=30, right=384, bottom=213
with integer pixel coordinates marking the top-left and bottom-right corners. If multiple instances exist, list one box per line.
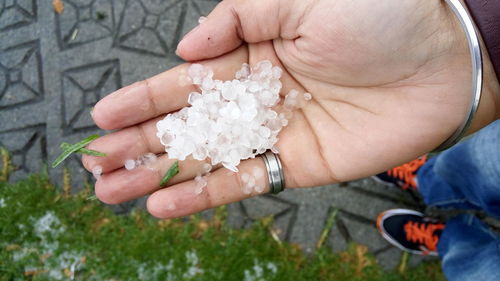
left=415, top=120, right=500, bottom=280
left=438, top=214, right=500, bottom=281
left=417, top=119, right=500, bottom=217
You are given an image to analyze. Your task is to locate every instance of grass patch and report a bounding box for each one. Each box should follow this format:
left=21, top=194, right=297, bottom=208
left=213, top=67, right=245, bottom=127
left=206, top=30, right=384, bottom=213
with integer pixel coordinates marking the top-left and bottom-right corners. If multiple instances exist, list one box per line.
left=0, top=174, right=445, bottom=280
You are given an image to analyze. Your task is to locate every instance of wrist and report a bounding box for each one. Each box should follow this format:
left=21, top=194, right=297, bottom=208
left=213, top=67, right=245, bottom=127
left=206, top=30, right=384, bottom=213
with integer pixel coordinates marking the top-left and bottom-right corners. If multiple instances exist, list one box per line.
left=479, top=41, right=500, bottom=122
left=459, top=0, right=500, bottom=128
left=441, top=0, right=499, bottom=134
left=427, top=0, right=497, bottom=151
left=467, top=43, right=500, bottom=132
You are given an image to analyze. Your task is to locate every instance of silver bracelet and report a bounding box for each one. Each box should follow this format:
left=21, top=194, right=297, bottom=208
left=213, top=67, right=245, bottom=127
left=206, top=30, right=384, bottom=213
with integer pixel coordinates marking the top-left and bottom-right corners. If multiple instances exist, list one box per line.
left=434, top=0, right=483, bottom=151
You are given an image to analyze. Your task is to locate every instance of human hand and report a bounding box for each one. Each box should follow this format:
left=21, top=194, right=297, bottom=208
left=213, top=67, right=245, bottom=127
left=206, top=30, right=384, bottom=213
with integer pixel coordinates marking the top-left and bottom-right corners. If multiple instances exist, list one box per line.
left=83, top=0, right=499, bottom=218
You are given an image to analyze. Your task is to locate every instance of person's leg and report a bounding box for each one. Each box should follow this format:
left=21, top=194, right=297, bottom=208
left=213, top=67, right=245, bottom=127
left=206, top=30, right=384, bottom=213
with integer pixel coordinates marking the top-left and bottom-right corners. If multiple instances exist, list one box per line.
left=417, top=120, right=500, bottom=217
left=377, top=210, right=500, bottom=281
left=438, top=214, right=500, bottom=281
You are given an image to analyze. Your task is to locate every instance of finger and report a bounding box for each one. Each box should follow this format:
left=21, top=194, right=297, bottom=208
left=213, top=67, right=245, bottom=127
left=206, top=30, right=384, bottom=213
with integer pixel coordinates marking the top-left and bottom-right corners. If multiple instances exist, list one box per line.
left=176, top=0, right=307, bottom=61
left=146, top=157, right=270, bottom=219
left=92, top=46, right=248, bottom=130
left=82, top=117, right=164, bottom=173
left=84, top=42, right=302, bottom=173
left=94, top=155, right=216, bottom=205
left=86, top=43, right=324, bottom=184
left=92, top=111, right=331, bottom=207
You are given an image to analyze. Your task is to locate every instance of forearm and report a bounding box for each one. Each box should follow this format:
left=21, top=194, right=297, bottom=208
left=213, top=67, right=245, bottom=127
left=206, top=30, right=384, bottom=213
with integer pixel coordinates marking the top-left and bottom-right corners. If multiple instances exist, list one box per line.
left=447, top=0, right=500, bottom=134
left=484, top=54, right=500, bottom=121
left=469, top=46, right=500, bottom=133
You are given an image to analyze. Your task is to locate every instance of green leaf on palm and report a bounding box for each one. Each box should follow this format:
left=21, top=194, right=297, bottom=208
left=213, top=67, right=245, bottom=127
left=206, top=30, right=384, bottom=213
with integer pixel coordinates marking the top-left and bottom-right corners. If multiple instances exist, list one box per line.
left=160, top=161, right=179, bottom=187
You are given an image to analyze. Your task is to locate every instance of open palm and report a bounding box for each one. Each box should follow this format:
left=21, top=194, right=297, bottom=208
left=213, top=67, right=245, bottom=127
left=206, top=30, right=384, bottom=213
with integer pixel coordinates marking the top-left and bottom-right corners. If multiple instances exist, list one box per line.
left=83, top=0, right=498, bottom=218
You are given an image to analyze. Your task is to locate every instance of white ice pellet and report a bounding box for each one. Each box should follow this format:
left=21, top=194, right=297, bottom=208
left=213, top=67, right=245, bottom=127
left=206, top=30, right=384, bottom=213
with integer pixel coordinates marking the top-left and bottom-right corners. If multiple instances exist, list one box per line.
left=92, top=165, right=102, bottom=180
left=188, top=92, right=202, bottom=105
left=195, top=175, right=203, bottom=183
left=248, top=82, right=261, bottom=93
left=201, top=77, right=214, bottom=90
left=266, top=118, right=282, bottom=132
left=221, top=82, right=237, bottom=100
left=198, top=16, right=207, bottom=24
left=160, top=133, right=173, bottom=146
left=284, top=90, right=299, bottom=109
left=178, top=74, right=190, bottom=86
left=252, top=166, right=264, bottom=179
left=202, top=163, right=212, bottom=174
left=241, top=172, right=256, bottom=195
left=303, top=92, right=312, bottom=101
left=254, top=185, right=265, bottom=193
left=235, top=63, right=251, bottom=79
left=166, top=201, right=176, bottom=211
left=272, top=66, right=282, bottom=79
left=258, top=126, right=271, bottom=138
left=224, top=163, right=238, bottom=173
left=194, top=175, right=207, bottom=195
left=157, top=61, right=294, bottom=172
left=141, top=153, right=157, bottom=166
left=284, top=99, right=297, bottom=109
left=124, top=153, right=157, bottom=170
left=124, top=159, right=136, bottom=170
left=287, top=89, right=298, bottom=99
left=281, top=110, right=293, bottom=120
left=195, top=187, right=203, bottom=195
left=247, top=175, right=256, bottom=187
left=241, top=172, right=250, bottom=183
left=242, top=183, right=253, bottom=195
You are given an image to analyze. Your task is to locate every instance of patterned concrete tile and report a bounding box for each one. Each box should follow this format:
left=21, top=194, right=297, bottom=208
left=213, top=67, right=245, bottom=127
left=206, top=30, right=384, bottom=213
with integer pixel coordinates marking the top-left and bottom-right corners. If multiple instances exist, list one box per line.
left=0, top=0, right=429, bottom=270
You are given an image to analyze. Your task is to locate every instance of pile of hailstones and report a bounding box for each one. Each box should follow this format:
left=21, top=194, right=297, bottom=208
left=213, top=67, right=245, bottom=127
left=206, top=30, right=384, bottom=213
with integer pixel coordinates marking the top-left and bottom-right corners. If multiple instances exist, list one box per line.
left=125, top=61, right=311, bottom=195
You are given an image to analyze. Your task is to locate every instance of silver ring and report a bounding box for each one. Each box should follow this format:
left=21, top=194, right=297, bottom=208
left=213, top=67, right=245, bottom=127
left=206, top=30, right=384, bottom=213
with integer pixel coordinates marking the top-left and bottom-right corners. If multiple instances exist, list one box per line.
left=261, top=150, right=285, bottom=194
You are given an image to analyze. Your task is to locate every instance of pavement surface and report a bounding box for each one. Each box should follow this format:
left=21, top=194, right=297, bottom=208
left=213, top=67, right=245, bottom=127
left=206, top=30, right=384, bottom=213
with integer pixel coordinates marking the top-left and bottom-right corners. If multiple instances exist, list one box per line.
left=0, top=0, right=435, bottom=270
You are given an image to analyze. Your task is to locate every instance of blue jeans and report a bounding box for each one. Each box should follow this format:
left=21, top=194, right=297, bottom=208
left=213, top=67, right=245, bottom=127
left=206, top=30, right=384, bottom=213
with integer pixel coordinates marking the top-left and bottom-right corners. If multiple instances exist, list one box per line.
left=417, top=119, right=500, bottom=281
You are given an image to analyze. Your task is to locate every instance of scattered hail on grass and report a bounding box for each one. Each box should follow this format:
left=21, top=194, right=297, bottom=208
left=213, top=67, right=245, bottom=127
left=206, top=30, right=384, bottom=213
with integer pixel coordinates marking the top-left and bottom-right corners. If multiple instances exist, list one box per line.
left=183, top=250, right=204, bottom=279
left=244, top=259, right=279, bottom=281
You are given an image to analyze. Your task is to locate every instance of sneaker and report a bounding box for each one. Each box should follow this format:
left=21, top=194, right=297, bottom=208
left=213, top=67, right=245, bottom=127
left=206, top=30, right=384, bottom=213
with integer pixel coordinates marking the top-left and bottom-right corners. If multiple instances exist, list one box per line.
left=376, top=209, right=445, bottom=256
left=373, top=155, right=428, bottom=190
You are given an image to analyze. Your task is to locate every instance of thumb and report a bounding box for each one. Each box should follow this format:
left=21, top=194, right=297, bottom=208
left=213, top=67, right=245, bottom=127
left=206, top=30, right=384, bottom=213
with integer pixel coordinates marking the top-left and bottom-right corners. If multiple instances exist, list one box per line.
left=176, top=0, right=301, bottom=61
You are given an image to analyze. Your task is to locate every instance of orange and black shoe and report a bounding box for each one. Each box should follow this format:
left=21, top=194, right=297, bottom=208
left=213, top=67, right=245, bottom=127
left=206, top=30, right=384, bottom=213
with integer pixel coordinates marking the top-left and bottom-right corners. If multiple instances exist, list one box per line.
left=373, top=155, right=428, bottom=190
left=376, top=209, right=445, bottom=256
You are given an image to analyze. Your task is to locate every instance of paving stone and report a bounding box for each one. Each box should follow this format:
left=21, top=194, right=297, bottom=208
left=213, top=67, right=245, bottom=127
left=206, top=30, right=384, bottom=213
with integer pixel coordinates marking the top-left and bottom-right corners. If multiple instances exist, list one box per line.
left=376, top=247, right=403, bottom=271
left=327, top=222, right=348, bottom=253
left=0, top=0, right=431, bottom=271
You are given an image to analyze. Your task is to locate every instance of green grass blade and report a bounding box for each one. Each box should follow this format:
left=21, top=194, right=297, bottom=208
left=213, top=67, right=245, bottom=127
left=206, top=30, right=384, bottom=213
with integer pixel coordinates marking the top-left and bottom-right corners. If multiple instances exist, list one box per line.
left=160, top=161, right=179, bottom=187
left=61, top=143, right=107, bottom=157
left=51, top=135, right=100, bottom=168
left=76, top=148, right=107, bottom=157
